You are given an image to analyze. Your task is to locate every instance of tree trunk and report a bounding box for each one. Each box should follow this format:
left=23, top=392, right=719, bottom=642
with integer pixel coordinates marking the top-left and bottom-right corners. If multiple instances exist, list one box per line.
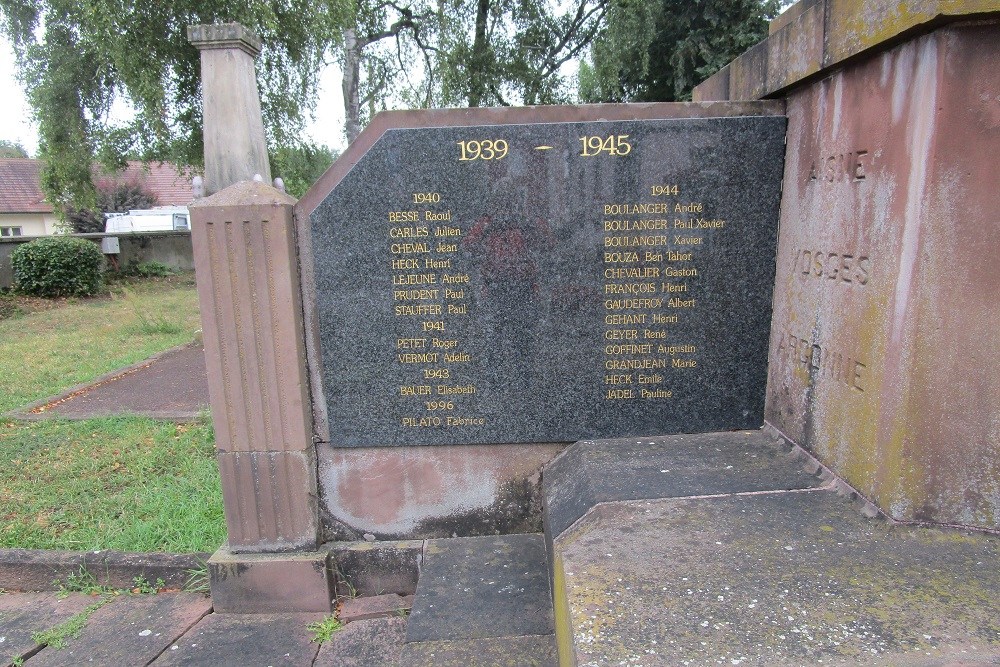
left=467, top=0, right=491, bottom=107
left=343, top=27, right=362, bottom=144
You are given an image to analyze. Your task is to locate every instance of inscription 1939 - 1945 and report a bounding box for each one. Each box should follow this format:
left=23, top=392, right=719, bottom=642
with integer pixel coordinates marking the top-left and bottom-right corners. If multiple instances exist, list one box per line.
left=309, top=115, right=786, bottom=446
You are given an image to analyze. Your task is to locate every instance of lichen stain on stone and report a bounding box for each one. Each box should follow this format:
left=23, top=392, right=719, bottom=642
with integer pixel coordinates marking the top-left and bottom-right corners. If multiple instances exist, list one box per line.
left=557, top=493, right=1000, bottom=665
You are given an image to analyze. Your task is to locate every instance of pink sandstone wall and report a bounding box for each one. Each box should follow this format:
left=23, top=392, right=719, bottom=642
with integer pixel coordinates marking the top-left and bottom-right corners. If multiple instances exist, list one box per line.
left=766, top=20, right=1000, bottom=529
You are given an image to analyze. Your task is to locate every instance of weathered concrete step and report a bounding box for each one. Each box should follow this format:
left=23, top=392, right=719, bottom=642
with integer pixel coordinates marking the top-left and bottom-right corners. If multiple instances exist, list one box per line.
left=403, top=534, right=556, bottom=666
left=542, top=428, right=826, bottom=543
left=552, top=489, right=1000, bottom=666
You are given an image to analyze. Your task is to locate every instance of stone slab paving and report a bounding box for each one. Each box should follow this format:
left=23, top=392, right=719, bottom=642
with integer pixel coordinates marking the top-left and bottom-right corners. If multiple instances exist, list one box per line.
left=26, top=592, right=211, bottom=666
left=314, top=617, right=406, bottom=667
left=151, top=612, right=324, bottom=666
left=400, top=635, right=558, bottom=666
left=555, top=489, right=1000, bottom=666
left=0, top=593, right=94, bottom=666
left=406, top=534, right=553, bottom=643
left=338, top=594, right=412, bottom=623
left=542, top=429, right=826, bottom=541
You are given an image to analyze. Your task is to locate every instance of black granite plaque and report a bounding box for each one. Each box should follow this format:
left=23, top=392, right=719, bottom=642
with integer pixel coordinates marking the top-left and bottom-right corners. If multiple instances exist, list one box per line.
left=310, top=115, right=785, bottom=446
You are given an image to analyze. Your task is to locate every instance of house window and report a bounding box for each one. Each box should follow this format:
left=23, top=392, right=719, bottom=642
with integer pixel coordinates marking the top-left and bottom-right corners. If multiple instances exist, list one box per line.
left=172, top=214, right=190, bottom=231
left=1, top=226, right=23, bottom=237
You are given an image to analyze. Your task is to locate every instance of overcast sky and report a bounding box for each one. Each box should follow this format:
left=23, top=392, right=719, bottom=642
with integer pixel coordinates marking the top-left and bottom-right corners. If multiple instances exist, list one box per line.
left=0, top=36, right=348, bottom=158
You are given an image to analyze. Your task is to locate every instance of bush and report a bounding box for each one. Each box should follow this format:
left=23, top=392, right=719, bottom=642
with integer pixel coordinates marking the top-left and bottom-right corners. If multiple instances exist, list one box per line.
left=11, top=237, right=104, bottom=297
left=129, top=261, right=176, bottom=278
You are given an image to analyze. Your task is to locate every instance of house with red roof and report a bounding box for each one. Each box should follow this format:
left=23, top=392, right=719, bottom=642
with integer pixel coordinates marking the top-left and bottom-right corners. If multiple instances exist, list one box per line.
left=0, top=159, right=195, bottom=237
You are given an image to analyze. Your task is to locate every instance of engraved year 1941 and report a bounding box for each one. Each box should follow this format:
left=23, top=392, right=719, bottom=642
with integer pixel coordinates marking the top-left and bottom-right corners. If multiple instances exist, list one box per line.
left=457, top=139, right=509, bottom=161
left=579, top=134, right=631, bottom=157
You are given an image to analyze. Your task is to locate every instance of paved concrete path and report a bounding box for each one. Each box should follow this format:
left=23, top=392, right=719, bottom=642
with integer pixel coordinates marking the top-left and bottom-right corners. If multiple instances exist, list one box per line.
left=13, top=344, right=209, bottom=421
left=0, top=591, right=405, bottom=667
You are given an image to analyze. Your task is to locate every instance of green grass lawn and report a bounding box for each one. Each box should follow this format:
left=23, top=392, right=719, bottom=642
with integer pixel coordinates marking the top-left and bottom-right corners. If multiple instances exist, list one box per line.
left=0, top=276, right=226, bottom=553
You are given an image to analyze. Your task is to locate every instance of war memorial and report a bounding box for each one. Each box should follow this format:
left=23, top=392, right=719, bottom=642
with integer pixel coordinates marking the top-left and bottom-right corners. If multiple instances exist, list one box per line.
left=186, top=2, right=1000, bottom=664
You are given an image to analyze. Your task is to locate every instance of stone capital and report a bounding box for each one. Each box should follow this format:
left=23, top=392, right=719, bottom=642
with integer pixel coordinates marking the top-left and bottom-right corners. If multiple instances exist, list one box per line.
left=187, top=23, right=262, bottom=58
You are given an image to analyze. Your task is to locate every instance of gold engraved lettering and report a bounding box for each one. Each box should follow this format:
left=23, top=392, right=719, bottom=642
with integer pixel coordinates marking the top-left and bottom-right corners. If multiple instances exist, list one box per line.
left=393, top=273, right=437, bottom=285
left=605, top=375, right=633, bottom=385
left=391, top=242, right=430, bottom=254
left=424, top=211, right=453, bottom=222
left=605, top=283, right=657, bottom=295
left=389, top=226, right=429, bottom=238
left=606, top=389, right=635, bottom=399
left=640, top=388, right=673, bottom=399
left=605, top=298, right=664, bottom=310
left=672, top=358, right=698, bottom=368
left=441, top=273, right=470, bottom=284
left=445, top=416, right=486, bottom=426
left=580, top=135, right=632, bottom=157
left=674, top=202, right=703, bottom=213
left=605, top=343, right=654, bottom=355
left=604, top=329, right=638, bottom=340
left=652, top=313, right=679, bottom=324
left=392, top=258, right=420, bottom=270
left=458, top=139, right=509, bottom=161
left=605, top=314, right=647, bottom=325
left=667, top=297, right=695, bottom=308
left=604, top=203, right=669, bottom=215
left=397, top=338, right=427, bottom=349
left=605, top=235, right=668, bottom=248
left=437, top=384, right=476, bottom=395
left=436, top=242, right=458, bottom=253
left=398, top=352, right=439, bottom=364
left=425, top=258, right=452, bottom=269
left=605, top=358, right=666, bottom=370
left=394, top=304, right=443, bottom=316
left=605, top=267, right=659, bottom=279
left=402, top=416, right=443, bottom=427
left=651, top=185, right=679, bottom=196
left=413, top=192, right=441, bottom=204
left=393, top=289, right=439, bottom=301
left=399, top=385, right=432, bottom=396
left=388, top=211, right=419, bottom=222
left=604, top=219, right=669, bottom=232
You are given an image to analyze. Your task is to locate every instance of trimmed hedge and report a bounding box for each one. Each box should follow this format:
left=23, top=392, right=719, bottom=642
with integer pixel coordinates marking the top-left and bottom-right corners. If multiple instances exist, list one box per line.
left=11, top=236, right=104, bottom=297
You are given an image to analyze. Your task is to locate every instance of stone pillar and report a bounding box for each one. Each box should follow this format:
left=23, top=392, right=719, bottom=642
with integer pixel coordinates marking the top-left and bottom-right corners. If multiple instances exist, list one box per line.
left=187, top=24, right=271, bottom=196
left=190, top=181, right=332, bottom=612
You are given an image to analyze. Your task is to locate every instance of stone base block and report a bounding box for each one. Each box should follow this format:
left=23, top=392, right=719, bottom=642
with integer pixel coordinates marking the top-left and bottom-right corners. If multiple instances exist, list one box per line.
left=209, top=546, right=334, bottom=613
left=329, top=540, right=422, bottom=597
